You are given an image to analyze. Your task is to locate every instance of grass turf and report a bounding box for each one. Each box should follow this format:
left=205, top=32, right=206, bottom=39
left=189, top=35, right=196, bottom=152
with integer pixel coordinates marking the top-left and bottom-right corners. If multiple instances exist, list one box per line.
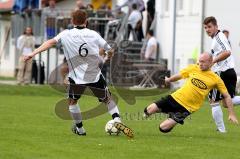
left=0, top=76, right=16, bottom=81
left=0, top=85, right=239, bottom=159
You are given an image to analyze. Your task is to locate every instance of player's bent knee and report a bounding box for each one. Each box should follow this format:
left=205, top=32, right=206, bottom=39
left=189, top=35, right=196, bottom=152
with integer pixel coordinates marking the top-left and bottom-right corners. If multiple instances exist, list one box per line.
left=100, top=91, right=112, bottom=103
left=101, top=94, right=112, bottom=103
left=101, top=96, right=110, bottom=103
left=68, top=99, right=78, bottom=105
left=159, top=126, right=173, bottom=133
left=148, top=103, right=160, bottom=113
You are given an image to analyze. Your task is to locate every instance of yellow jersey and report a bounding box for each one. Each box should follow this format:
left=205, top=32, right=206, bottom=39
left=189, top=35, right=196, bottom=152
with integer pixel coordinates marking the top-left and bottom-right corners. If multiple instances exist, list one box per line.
left=171, top=64, right=228, bottom=113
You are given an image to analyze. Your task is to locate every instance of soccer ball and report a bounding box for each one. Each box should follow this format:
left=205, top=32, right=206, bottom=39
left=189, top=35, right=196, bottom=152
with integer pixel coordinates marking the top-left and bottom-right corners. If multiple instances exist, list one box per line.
left=105, top=120, right=120, bottom=135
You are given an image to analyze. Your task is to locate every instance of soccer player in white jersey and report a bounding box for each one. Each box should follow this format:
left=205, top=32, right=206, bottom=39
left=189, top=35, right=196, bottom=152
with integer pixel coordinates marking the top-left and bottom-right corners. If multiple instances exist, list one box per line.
left=24, top=10, right=133, bottom=138
left=203, top=16, right=240, bottom=133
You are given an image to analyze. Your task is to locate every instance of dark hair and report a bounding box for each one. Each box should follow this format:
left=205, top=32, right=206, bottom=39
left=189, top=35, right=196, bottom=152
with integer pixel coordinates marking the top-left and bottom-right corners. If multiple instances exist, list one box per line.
left=48, top=0, right=56, bottom=5
left=147, top=30, right=154, bottom=36
left=203, top=16, right=217, bottom=26
left=132, top=3, right=138, bottom=10
left=222, top=30, right=229, bottom=34
left=23, top=27, right=33, bottom=35
left=71, top=10, right=88, bottom=25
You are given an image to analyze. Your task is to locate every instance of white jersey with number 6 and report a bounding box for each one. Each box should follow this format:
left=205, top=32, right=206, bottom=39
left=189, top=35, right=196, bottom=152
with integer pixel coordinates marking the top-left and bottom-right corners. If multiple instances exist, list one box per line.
left=54, top=28, right=111, bottom=84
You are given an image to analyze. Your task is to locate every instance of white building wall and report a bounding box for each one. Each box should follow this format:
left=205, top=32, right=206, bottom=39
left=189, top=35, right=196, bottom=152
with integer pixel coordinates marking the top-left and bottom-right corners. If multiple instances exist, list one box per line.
left=0, top=19, right=16, bottom=77
left=175, top=15, right=202, bottom=69
left=204, top=0, right=240, bottom=74
left=155, top=0, right=172, bottom=69
left=155, top=0, right=203, bottom=73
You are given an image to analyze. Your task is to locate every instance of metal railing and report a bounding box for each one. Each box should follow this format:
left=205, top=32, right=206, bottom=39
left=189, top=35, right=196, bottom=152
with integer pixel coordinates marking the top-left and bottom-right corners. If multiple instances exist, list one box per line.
left=10, top=9, right=169, bottom=87
left=11, top=9, right=123, bottom=84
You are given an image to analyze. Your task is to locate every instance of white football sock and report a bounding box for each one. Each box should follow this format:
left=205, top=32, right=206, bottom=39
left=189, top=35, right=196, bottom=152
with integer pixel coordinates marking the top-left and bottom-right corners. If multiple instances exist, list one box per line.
left=113, top=117, right=121, bottom=123
left=232, top=96, right=240, bottom=105
left=106, top=99, right=121, bottom=121
left=76, top=127, right=86, bottom=134
left=211, top=104, right=226, bottom=133
left=69, top=104, right=82, bottom=125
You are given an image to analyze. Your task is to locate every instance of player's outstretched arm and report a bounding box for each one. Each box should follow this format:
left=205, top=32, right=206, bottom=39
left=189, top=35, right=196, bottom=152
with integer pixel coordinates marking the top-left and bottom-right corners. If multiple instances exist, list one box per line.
left=222, top=92, right=239, bottom=124
left=165, top=74, right=182, bottom=85
left=24, top=39, right=57, bottom=61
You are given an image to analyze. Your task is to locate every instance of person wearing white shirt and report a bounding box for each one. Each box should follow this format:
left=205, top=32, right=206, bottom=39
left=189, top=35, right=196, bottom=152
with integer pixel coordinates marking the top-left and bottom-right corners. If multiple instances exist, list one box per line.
left=144, top=30, right=157, bottom=61
left=75, top=0, right=87, bottom=10
left=23, top=10, right=133, bottom=138
left=17, top=27, right=35, bottom=85
left=203, top=16, right=240, bottom=133
left=127, top=3, right=143, bottom=41
left=117, top=0, right=145, bottom=14
left=41, top=0, right=61, bottom=39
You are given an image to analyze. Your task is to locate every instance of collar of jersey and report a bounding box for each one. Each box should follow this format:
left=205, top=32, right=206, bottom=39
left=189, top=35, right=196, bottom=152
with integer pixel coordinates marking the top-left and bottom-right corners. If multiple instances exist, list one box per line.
left=213, top=30, right=221, bottom=37
left=75, top=26, right=86, bottom=30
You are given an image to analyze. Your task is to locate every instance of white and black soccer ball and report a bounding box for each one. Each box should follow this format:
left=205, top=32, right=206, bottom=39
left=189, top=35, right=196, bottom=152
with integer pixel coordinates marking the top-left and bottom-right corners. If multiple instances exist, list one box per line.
left=105, top=120, right=120, bottom=135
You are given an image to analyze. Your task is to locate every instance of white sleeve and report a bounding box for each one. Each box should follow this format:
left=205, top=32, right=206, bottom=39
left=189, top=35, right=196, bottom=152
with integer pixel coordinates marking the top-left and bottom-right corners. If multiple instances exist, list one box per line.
left=149, top=38, right=157, bottom=47
left=128, top=12, right=134, bottom=23
left=17, top=36, right=24, bottom=50
left=218, top=33, right=231, bottom=51
left=145, top=38, right=157, bottom=59
left=54, top=30, right=66, bottom=42
left=96, top=32, right=111, bottom=51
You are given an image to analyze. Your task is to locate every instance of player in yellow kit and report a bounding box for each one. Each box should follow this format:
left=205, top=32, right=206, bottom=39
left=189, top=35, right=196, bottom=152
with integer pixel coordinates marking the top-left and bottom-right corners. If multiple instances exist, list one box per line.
left=143, top=52, right=238, bottom=133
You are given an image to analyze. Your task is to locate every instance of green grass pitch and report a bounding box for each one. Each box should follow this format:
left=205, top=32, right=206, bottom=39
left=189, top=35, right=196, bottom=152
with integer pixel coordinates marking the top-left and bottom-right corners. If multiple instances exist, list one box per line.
left=0, top=85, right=239, bottom=159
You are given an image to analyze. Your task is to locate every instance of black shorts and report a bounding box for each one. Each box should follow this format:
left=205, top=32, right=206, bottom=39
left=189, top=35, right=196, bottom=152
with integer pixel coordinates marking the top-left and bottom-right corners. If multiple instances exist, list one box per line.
left=67, top=75, right=110, bottom=101
left=154, top=95, right=190, bottom=124
left=209, top=68, right=237, bottom=102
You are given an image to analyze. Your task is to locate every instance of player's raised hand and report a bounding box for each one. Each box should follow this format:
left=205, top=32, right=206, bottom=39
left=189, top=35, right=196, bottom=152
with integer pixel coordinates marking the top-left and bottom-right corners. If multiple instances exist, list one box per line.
left=23, top=53, right=34, bottom=61
left=165, top=76, right=171, bottom=85
left=228, top=114, right=239, bottom=124
left=106, top=49, right=114, bottom=59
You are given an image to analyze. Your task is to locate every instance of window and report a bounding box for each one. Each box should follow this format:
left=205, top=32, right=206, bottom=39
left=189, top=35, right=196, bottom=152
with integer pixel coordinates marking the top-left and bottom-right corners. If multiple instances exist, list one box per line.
left=162, top=0, right=169, bottom=14
left=161, top=0, right=170, bottom=17
left=177, top=0, right=184, bottom=15
left=4, top=26, right=10, bottom=60
left=175, top=58, right=181, bottom=73
left=189, top=0, right=200, bottom=15
left=164, top=0, right=170, bottom=12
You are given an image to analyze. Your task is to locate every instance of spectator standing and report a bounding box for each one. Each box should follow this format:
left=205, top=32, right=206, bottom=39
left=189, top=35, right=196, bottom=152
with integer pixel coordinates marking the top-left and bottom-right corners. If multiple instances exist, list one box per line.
left=127, top=3, right=143, bottom=41
left=75, top=0, right=87, bottom=10
left=146, top=0, right=155, bottom=33
left=42, top=0, right=61, bottom=39
left=144, top=30, right=157, bottom=62
left=17, top=27, right=35, bottom=85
